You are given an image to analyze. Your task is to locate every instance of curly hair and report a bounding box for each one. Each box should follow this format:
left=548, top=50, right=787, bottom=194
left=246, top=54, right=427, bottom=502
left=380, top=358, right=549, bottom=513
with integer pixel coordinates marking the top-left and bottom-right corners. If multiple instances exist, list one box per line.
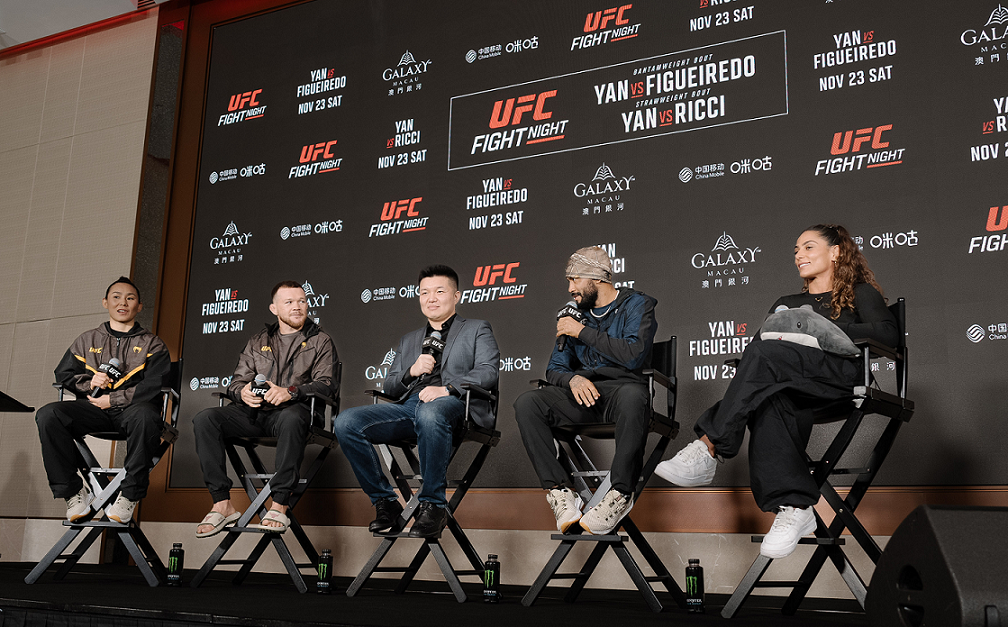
left=801, top=224, right=885, bottom=319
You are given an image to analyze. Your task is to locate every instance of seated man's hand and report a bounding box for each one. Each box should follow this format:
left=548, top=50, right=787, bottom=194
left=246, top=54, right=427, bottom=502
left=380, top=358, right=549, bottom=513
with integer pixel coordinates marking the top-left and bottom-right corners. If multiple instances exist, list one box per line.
left=88, top=394, right=112, bottom=410
left=263, top=382, right=293, bottom=406
left=556, top=317, right=585, bottom=340
left=418, top=386, right=449, bottom=403
left=409, top=354, right=436, bottom=378
left=240, top=382, right=263, bottom=407
left=569, top=375, right=600, bottom=407
left=90, top=372, right=111, bottom=392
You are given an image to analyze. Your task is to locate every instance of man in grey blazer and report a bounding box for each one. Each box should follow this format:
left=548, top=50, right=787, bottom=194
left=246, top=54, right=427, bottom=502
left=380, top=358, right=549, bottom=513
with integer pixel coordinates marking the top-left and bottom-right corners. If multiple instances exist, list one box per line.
left=334, top=265, right=500, bottom=538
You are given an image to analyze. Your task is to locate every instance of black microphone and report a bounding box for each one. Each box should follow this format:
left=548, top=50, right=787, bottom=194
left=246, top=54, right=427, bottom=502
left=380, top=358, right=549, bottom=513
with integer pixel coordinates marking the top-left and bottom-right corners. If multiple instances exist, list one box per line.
left=90, top=358, right=124, bottom=398
left=556, top=301, right=585, bottom=352
left=248, top=374, right=269, bottom=423
left=421, top=330, right=445, bottom=361
left=251, top=374, right=269, bottom=398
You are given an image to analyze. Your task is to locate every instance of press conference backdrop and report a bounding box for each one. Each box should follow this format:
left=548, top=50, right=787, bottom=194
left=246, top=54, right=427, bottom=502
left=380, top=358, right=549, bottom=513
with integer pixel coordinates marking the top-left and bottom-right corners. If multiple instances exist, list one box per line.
left=169, top=0, right=1008, bottom=491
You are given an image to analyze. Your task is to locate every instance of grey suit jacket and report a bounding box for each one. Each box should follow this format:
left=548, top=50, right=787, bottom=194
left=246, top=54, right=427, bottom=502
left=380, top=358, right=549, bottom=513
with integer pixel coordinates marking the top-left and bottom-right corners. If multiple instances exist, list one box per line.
left=383, top=317, right=500, bottom=429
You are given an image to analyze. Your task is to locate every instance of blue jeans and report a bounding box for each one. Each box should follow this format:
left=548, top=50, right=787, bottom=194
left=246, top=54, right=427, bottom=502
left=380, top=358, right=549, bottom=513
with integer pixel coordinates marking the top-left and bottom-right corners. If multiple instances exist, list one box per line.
left=333, top=394, right=465, bottom=507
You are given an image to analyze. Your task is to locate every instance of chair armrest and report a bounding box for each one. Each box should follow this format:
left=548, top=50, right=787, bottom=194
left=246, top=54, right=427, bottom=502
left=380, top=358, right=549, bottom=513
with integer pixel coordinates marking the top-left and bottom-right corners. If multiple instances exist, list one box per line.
left=366, top=389, right=398, bottom=403
left=724, top=358, right=741, bottom=367
left=851, top=338, right=899, bottom=361
left=530, top=378, right=550, bottom=388
left=162, top=386, right=180, bottom=401
left=458, top=382, right=497, bottom=402
left=642, top=368, right=674, bottom=391
left=304, top=391, right=339, bottom=408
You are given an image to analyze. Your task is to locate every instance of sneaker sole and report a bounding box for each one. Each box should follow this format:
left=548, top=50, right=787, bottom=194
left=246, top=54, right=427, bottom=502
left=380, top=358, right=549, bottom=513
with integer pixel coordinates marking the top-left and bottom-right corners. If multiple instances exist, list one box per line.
left=579, top=501, right=634, bottom=535
left=558, top=515, right=582, bottom=533
left=759, top=518, right=817, bottom=558
left=654, top=463, right=715, bottom=487
left=67, top=511, right=91, bottom=523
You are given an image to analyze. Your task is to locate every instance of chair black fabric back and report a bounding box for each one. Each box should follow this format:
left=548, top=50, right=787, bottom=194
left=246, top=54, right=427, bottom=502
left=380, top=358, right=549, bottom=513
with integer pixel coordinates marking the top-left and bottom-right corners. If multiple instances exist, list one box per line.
left=650, top=338, right=676, bottom=380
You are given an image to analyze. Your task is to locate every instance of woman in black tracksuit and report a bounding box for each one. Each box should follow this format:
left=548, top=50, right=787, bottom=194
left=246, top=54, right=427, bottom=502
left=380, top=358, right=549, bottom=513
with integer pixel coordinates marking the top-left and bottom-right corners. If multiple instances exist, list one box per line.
left=656, top=224, right=898, bottom=558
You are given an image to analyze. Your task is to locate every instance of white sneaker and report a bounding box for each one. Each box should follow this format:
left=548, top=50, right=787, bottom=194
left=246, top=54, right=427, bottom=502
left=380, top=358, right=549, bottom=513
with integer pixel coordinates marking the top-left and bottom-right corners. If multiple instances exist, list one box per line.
left=65, top=486, right=93, bottom=522
left=655, top=440, right=717, bottom=487
left=760, top=506, right=817, bottom=558
left=107, top=495, right=138, bottom=524
left=547, top=488, right=583, bottom=532
left=579, top=489, right=633, bottom=535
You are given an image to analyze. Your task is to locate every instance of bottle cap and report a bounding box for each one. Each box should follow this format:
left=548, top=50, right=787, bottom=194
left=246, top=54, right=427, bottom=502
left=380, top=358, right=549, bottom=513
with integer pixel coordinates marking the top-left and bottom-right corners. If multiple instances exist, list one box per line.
left=488, top=554, right=498, bottom=560
left=173, top=543, right=182, bottom=548
left=688, top=558, right=700, bottom=565
left=322, top=548, right=331, bottom=555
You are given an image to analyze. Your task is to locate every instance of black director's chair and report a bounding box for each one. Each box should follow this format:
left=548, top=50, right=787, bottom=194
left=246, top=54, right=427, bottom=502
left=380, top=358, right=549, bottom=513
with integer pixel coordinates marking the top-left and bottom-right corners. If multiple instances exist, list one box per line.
left=521, top=338, right=688, bottom=613
left=346, top=383, right=500, bottom=603
left=26, top=360, right=182, bottom=587
left=189, top=363, right=341, bottom=593
left=722, top=298, right=914, bottom=618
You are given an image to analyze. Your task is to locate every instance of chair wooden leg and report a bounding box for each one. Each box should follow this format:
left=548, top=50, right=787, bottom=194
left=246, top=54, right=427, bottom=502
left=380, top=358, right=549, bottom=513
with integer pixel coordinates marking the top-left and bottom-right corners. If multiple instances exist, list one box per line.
left=346, top=536, right=396, bottom=597
left=611, top=542, right=663, bottom=613
left=429, top=540, right=467, bottom=603
left=118, top=529, right=163, bottom=587
left=190, top=531, right=239, bottom=588
left=521, top=540, right=576, bottom=607
left=564, top=541, right=608, bottom=603
left=721, top=554, right=773, bottom=618
left=395, top=540, right=431, bottom=594
left=24, top=527, right=86, bottom=584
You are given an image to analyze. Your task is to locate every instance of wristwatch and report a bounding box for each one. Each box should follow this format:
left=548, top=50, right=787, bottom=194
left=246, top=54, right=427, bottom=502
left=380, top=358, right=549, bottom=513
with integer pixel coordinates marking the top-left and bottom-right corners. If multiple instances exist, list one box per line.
left=287, top=385, right=300, bottom=401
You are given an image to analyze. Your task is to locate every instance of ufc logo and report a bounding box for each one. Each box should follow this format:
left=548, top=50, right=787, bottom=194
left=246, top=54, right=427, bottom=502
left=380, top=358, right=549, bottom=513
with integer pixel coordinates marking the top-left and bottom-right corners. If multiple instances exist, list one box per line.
left=489, top=91, right=556, bottom=129
left=987, top=206, right=1008, bottom=232
left=474, top=263, right=519, bottom=286
left=830, top=124, right=891, bottom=155
left=228, top=90, right=262, bottom=111
left=584, top=5, right=631, bottom=32
left=380, top=197, right=422, bottom=221
left=299, top=141, right=338, bottom=163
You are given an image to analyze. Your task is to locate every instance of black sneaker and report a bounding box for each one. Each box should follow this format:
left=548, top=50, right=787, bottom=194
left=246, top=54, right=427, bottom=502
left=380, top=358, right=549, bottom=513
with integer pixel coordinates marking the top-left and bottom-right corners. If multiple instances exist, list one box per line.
left=408, top=502, right=447, bottom=538
left=368, top=498, right=404, bottom=533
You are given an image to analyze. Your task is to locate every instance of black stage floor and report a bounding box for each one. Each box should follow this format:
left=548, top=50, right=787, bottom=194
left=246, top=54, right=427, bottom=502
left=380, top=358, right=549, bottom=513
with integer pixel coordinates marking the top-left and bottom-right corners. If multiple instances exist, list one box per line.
left=0, top=562, right=868, bottom=627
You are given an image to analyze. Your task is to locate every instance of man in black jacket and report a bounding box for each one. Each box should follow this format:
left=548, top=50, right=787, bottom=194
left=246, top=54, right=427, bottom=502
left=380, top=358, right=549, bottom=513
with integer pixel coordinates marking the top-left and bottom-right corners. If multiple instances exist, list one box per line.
left=514, top=247, right=658, bottom=536
left=35, top=277, right=170, bottom=524
left=193, top=281, right=338, bottom=536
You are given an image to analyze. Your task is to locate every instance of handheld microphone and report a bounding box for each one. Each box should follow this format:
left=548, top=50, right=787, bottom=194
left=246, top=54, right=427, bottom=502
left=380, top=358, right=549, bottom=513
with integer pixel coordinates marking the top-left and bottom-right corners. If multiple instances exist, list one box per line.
left=251, top=374, right=269, bottom=398
left=556, top=301, right=585, bottom=352
left=248, top=374, right=269, bottom=423
left=90, top=358, right=124, bottom=398
left=421, top=330, right=445, bottom=361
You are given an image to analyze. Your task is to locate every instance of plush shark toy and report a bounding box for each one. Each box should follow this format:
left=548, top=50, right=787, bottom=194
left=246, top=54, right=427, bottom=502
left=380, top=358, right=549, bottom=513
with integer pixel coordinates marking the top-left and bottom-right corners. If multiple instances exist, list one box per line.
left=760, top=305, right=860, bottom=357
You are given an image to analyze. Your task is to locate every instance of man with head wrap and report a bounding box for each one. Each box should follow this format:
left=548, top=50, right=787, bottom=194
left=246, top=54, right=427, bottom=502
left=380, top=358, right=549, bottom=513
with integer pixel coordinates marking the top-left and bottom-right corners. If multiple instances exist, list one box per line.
left=514, top=247, right=658, bottom=535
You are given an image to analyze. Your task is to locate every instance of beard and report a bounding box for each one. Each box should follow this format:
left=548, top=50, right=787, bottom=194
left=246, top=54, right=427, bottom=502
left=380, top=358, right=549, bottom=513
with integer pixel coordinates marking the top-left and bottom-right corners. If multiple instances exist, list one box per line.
left=278, top=311, right=305, bottom=330
left=574, top=282, right=599, bottom=311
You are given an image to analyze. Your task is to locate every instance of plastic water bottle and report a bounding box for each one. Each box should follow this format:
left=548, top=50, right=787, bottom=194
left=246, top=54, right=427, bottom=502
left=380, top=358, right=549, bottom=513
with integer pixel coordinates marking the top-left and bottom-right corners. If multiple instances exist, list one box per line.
left=167, top=543, right=184, bottom=586
left=483, top=554, right=501, bottom=602
left=316, top=548, right=332, bottom=594
left=686, top=558, right=705, bottom=613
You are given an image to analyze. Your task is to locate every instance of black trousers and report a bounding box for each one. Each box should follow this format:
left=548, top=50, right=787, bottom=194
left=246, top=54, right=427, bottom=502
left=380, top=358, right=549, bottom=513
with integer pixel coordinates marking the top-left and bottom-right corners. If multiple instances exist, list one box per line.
left=192, top=403, right=311, bottom=505
left=514, top=378, right=650, bottom=495
left=695, top=340, right=860, bottom=512
left=35, top=400, right=163, bottom=501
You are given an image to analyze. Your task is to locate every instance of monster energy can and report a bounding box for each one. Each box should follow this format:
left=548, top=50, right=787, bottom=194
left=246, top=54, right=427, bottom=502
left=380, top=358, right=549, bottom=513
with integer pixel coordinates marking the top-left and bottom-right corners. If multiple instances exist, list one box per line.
left=167, top=543, right=184, bottom=586
left=686, top=558, right=704, bottom=613
left=317, top=548, right=332, bottom=594
left=483, top=554, right=500, bottom=602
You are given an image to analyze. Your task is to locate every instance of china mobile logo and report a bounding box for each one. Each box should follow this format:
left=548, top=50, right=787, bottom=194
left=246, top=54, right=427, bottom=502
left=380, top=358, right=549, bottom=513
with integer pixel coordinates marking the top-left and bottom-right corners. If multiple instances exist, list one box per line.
left=369, top=198, right=427, bottom=237
left=461, top=263, right=527, bottom=303
left=489, top=91, right=556, bottom=128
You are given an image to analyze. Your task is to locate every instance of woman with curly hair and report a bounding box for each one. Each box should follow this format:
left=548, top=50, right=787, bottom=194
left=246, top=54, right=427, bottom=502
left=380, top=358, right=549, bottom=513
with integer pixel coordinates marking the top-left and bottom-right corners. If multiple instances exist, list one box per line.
left=656, top=224, right=898, bottom=558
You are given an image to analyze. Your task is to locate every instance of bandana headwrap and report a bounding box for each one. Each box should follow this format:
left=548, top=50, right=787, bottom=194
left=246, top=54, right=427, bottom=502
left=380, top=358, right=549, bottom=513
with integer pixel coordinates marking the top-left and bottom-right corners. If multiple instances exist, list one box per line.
left=565, top=246, right=612, bottom=283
